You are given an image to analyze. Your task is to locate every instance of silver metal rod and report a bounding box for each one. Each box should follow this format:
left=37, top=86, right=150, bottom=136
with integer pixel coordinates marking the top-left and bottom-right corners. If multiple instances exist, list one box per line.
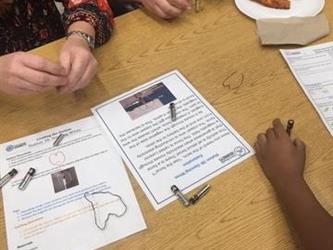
left=53, top=134, right=65, bottom=146
left=18, top=168, right=36, bottom=191
left=286, top=119, right=294, bottom=136
left=189, top=184, right=210, bottom=204
left=169, top=103, right=177, bottom=122
left=0, top=169, right=18, bottom=188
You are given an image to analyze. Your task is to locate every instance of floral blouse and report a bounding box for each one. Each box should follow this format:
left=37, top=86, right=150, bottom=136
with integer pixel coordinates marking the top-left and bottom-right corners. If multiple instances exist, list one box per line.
left=0, top=0, right=113, bottom=55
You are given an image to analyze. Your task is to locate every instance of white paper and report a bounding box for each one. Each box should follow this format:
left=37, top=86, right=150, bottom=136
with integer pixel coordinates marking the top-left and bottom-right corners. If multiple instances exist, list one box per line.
left=0, top=117, right=146, bottom=250
left=281, top=42, right=333, bottom=136
left=92, top=70, right=254, bottom=210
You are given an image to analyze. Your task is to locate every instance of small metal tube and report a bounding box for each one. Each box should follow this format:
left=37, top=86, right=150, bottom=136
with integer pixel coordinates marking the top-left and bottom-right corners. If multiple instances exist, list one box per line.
left=18, top=168, right=36, bottom=191
left=189, top=184, right=210, bottom=204
left=286, top=119, right=294, bottom=136
left=0, top=169, right=18, bottom=188
left=53, top=134, right=65, bottom=147
left=169, top=103, right=177, bottom=122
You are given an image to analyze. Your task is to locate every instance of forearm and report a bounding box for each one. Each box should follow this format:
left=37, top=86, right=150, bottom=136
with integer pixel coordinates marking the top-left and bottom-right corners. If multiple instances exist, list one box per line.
left=68, top=21, right=95, bottom=38
left=274, top=178, right=333, bottom=250
left=62, top=1, right=113, bottom=47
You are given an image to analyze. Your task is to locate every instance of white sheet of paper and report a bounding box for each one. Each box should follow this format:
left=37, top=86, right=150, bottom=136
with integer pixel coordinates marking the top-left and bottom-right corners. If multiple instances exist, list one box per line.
left=281, top=42, right=333, bottom=136
left=0, top=117, right=146, bottom=250
left=92, top=70, right=254, bottom=210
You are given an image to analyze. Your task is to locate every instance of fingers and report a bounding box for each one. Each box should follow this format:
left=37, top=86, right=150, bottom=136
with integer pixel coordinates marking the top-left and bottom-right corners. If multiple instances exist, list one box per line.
left=60, top=54, right=89, bottom=93
left=20, top=53, right=67, bottom=76
left=17, top=66, right=67, bottom=87
left=18, top=77, right=53, bottom=92
left=10, top=77, right=50, bottom=95
left=58, top=56, right=97, bottom=94
left=59, top=51, right=71, bottom=75
left=157, top=0, right=185, bottom=18
left=272, top=118, right=287, bottom=138
left=0, top=52, right=61, bottom=96
left=168, top=0, right=190, bottom=10
left=153, top=4, right=172, bottom=19
left=254, top=141, right=262, bottom=154
left=266, top=128, right=276, bottom=140
left=254, top=142, right=259, bottom=152
left=256, top=133, right=267, bottom=146
left=73, top=60, right=97, bottom=91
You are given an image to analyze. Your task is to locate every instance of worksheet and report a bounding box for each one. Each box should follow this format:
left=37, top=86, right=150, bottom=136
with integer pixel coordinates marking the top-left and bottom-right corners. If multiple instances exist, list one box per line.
left=0, top=117, right=146, bottom=250
left=281, top=42, right=333, bottom=136
left=92, top=70, right=254, bottom=210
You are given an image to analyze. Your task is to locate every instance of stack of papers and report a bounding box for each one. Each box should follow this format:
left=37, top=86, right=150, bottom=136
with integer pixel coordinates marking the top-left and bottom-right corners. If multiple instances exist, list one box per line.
left=0, top=117, right=146, bottom=250
left=1, top=70, right=254, bottom=249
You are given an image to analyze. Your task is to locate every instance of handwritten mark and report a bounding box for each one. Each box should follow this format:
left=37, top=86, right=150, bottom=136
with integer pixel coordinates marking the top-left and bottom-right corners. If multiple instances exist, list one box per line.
left=49, top=151, right=66, bottom=166
left=211, top=71, right=245, bottom=105
left=222, top=71, right=245, bottom=92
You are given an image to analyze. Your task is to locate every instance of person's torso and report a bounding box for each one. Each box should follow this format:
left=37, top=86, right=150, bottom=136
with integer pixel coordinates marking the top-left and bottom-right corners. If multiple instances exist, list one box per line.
left=0, top=0, right=65, bottom=55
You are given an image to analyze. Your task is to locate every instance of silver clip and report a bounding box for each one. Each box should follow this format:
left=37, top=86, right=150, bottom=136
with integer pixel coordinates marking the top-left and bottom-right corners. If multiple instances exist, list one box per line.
left=171, top=185, right=190, bottom=207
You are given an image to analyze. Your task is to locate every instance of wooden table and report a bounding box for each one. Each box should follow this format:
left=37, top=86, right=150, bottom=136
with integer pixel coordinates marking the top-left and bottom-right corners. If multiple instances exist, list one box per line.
left=1, top=1, right=333, bottom=249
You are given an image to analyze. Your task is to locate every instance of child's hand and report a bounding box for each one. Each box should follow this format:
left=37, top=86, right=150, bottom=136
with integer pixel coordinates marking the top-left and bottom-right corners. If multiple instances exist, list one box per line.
left=254, top=119, right=306, bottom=190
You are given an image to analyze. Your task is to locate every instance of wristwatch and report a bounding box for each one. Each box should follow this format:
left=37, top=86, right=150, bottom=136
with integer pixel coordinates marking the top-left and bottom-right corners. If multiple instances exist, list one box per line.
left=66, top=31, right=95, bottom=50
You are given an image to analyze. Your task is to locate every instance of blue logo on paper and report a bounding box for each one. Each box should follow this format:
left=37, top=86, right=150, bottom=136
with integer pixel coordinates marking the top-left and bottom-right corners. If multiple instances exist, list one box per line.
left=6, top=145, right=14, bottom=152
left=234, top=146, right=246, bottom=156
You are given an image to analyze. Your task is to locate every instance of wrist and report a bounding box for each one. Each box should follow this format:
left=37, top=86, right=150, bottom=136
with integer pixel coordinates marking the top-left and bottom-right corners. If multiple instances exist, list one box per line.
left=271, top=175, right=305, bottom=194
left=66, top=31, right=95, bottom=50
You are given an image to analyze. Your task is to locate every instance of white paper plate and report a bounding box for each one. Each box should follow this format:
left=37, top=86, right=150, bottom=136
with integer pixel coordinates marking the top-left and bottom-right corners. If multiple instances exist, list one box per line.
left=235, top=0, right=325, bottom=20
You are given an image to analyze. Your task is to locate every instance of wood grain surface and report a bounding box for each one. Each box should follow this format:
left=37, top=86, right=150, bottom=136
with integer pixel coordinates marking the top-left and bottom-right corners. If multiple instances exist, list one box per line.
left=1, top=1, right=333, bottom=249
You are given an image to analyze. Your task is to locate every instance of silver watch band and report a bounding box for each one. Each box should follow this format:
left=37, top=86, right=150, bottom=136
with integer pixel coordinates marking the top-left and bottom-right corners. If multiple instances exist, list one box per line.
left=66, top=31, right=95, bottom=50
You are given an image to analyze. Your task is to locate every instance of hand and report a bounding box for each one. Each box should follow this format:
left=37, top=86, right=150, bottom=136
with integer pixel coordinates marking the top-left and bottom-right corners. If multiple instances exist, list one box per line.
left=58, top=35, right=98, bottom=94
left=140, top=0, right=190, bottom=19
left=0, top=52, right=67, bottom=96
left=254, top=119, right=306, bottom=189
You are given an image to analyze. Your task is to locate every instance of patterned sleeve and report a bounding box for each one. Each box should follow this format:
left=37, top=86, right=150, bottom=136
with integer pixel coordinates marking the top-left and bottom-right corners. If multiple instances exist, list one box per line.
left=59, top=0, right=114, bottom=48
